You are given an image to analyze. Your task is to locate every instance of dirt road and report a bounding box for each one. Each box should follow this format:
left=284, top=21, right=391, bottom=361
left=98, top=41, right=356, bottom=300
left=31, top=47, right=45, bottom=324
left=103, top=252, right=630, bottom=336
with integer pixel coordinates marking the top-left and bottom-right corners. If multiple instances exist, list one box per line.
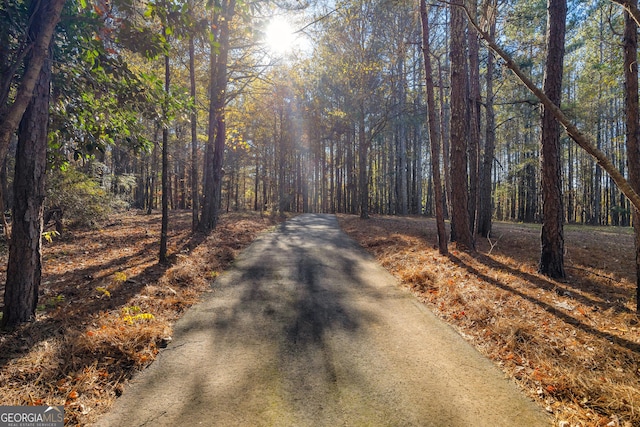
left=94, top=214, right=549, bottom=426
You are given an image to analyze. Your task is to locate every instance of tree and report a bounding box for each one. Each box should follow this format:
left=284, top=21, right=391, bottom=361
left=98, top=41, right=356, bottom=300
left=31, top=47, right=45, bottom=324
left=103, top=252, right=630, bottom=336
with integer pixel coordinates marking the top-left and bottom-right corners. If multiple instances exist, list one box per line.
left=538, top=0, right=567, bottom=278
left=467, top=0, right=481, bottom=234
left=420, top=0, right=447, bottom=255
left=200, top=0, right=237, bottom=231
left=0, top=0, right=66, bottom=171
left=623, top=2, right=640, bottom=312
left=2, top=2, right=54, bottom=327
left=189, top=11, right=199, bottom=231
left=160, top=23, right=170, bottom=264
left=449, top=0, right=474, bottom=250
left=477, top=0, right=497, bottom=238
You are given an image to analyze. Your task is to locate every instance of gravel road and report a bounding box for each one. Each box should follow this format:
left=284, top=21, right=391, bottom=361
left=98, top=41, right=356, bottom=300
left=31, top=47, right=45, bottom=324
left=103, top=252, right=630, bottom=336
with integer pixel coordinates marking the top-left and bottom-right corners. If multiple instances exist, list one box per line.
left=94, top=214, right=549, bottom=427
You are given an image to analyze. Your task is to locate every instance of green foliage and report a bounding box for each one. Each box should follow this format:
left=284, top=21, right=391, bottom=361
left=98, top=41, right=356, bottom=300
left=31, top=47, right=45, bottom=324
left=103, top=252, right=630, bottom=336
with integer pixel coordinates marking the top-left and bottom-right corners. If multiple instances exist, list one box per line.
left=37, top=294, right=65, bottom=312
left=45, top=166, right=113, bottom=229
left=42, top=230, right=60, bottom=243
left=113, top=272, right=127, bottom=283
left=121, top=306, right=155, bottom=324
left=96, top=287, right=111, bottom=298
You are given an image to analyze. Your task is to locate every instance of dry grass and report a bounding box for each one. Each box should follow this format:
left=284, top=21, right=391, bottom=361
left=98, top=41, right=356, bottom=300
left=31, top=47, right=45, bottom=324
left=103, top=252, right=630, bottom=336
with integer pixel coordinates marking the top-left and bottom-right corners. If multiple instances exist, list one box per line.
left=0, top=210, right=287, bottom=426
left=338, top=215, right=639, bottom=427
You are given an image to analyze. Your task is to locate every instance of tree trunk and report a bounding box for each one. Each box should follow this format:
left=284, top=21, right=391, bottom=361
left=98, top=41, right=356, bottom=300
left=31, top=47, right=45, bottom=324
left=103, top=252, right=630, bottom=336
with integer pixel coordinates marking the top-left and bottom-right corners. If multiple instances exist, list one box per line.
left=420, top=0, right=448, bottom=255
left=438, top=58, right=452, bottom=219
left=199, top=0, right=235, bottom=231
left=623, top=5, right=640, bottom=312
left=199, top=8, right=220, bottom=231
left=189, top=34, right=200, bottom=231
left=449, top=0, right=474, bottom=250
left=467, top=0, right=481, bottom=234
left=0, top=0, right=65, bottom=171
left=159, top=40, right=170, bottom=264
left=539, top=0, right=566, bottom=278
left=397, top=49, right=408, bottom=215
left=2, top=17, right=51, bottom=327
left=0, top=155, right=9, bottom=239
left=477, top=2, right=497, bottom=238
left=359, top=113, right=369, bottom=219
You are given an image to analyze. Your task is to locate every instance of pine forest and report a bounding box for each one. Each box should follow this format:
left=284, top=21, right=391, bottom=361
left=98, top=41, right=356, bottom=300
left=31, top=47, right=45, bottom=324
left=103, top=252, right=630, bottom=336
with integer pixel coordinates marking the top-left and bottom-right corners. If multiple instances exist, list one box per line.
left=2, top=0, right=640, bottom=425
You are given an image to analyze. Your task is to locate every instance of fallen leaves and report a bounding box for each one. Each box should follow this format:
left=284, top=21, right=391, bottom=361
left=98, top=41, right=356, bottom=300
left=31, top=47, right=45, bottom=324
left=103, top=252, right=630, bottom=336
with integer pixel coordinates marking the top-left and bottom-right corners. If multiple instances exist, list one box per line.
left=0, top=210, right=288, bottom=426
left=338, top=214, right=640, bottom=427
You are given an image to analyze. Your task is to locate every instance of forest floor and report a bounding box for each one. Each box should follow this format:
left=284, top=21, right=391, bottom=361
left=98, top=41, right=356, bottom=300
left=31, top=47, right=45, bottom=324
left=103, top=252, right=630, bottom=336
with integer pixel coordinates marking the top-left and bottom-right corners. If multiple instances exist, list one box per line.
left=0, top=210, right=288, bottom=425
left=338, top=215, right=639, bottom=427
left=0, top=212, right=637, bottom=427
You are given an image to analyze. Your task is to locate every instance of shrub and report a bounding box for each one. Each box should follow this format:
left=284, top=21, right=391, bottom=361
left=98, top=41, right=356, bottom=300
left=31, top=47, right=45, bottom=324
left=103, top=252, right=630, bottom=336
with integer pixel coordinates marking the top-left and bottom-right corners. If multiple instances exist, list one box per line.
left=46, top=167, right=113, bottom=229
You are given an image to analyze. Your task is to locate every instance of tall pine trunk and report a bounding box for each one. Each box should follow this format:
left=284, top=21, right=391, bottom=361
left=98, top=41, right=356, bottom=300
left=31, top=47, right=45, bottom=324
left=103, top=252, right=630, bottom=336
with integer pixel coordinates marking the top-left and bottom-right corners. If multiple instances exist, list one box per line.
left=623, top=4, right=640, bottom=312
left=420, top=0, right=447, bottom=255
left=449, top=0, right=474, bottom=250
left=189, top=34, right=199, bottom=231
left=397, top=49, right=408, bottom=215
left=539, top=0, right=567, bottom=278
left=467, top=0, right=481, bottom=234
left=159, top=38, right=170, bottom=264
left=358, top=112, right=369, bottom=219
left=2, top=15, right=51, bottom=327
left=199, top=0, right=235, bottom=231
left=477, top=2, right=497, bottom=238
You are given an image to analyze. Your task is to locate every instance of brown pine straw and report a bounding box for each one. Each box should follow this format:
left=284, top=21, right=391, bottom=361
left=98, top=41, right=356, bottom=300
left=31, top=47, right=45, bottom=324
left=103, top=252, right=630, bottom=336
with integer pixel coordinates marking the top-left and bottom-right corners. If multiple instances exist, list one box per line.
left=338, top=214, right=639, bottom=427
left=0, top=211, right=287, bottom=426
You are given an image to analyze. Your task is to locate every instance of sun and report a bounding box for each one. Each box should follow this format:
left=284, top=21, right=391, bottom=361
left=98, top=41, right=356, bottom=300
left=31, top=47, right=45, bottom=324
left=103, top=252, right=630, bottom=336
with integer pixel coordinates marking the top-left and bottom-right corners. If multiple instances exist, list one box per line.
left=264, top=17, right=296, bottom=55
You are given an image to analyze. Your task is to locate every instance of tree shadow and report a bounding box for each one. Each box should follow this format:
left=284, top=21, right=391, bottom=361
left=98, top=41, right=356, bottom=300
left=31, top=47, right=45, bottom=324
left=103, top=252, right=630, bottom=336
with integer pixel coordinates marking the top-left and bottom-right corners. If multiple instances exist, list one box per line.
left=448, top=253, right=640, bottom=355
left=95, top=214, right=395, bottom=425
left=0, top=215, right=209, bottom=370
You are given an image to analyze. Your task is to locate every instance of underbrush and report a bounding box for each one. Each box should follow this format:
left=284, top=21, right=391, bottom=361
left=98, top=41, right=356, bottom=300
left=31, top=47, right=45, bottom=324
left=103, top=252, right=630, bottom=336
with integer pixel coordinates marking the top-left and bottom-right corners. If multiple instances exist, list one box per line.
left=338, top=215, right=639, bottom=427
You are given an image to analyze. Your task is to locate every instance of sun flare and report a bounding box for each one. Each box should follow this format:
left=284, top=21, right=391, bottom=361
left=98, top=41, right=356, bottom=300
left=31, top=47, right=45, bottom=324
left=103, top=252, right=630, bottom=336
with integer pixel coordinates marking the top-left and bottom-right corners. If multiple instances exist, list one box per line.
left=264, top=17, right=296, bottom=55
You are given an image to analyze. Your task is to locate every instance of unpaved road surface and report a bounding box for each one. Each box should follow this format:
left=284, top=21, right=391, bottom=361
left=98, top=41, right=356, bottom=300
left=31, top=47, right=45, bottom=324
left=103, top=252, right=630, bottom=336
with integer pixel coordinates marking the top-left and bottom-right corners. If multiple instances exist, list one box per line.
left=95, top=214, right=549, bottom=426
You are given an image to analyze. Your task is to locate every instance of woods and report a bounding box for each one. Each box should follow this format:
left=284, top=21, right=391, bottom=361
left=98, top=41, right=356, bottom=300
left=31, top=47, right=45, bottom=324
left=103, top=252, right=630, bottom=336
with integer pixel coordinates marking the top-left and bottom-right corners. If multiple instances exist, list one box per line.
left=1, top=0, right=640, bottom=323
left=1, top=1, right=640, bottom=326
left=1, top=0, right=640, bottom=425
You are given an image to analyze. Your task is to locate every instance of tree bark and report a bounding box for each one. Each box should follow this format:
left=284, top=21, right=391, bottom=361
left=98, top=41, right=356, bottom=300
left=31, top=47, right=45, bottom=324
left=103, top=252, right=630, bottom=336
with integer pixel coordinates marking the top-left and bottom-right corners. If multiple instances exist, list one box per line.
left=359, top=112, right=369, bottom=219
left=0, top=0, right=65, bottom=172
left=199, top=0, right=235, bottom=231
left=420, top=0, right=448, bottom=255
left=467, top=0, right=481, bottom=234
left=397, top=48, right=408, bottom=215
left=189, top=34, right=199, bottom=231
left=449, top=0, right=474, bottom=250
left=438, top=57, right=452, bottom=219
left=2, top=15, right=51, bottom=327
left=538, top=0, right=566, bottom=278
left=477, top=1, right=497, bottom=238
left=623, top=5, right=640, bottom=312
left=159, top=35, right=170, bottom=264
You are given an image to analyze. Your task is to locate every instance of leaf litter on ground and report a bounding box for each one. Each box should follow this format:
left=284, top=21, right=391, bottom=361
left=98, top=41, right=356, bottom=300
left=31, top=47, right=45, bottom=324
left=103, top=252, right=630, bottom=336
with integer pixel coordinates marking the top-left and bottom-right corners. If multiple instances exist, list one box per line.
left=338, top=214, right=639, bottom=427
left=0, top=210, right=287, bottom=426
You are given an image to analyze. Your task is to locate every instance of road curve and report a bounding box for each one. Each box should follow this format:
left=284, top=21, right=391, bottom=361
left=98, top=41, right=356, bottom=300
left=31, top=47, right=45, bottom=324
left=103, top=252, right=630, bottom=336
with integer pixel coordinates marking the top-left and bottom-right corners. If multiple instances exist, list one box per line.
left=95, top=214, right=549, bottom=427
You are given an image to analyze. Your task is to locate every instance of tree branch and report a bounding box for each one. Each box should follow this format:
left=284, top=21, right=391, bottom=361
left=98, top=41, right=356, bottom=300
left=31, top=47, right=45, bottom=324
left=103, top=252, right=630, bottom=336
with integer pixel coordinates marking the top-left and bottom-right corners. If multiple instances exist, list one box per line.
left=610, top=0, right=640, bottom=28
left=0, top=0, right=66, bottom=168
